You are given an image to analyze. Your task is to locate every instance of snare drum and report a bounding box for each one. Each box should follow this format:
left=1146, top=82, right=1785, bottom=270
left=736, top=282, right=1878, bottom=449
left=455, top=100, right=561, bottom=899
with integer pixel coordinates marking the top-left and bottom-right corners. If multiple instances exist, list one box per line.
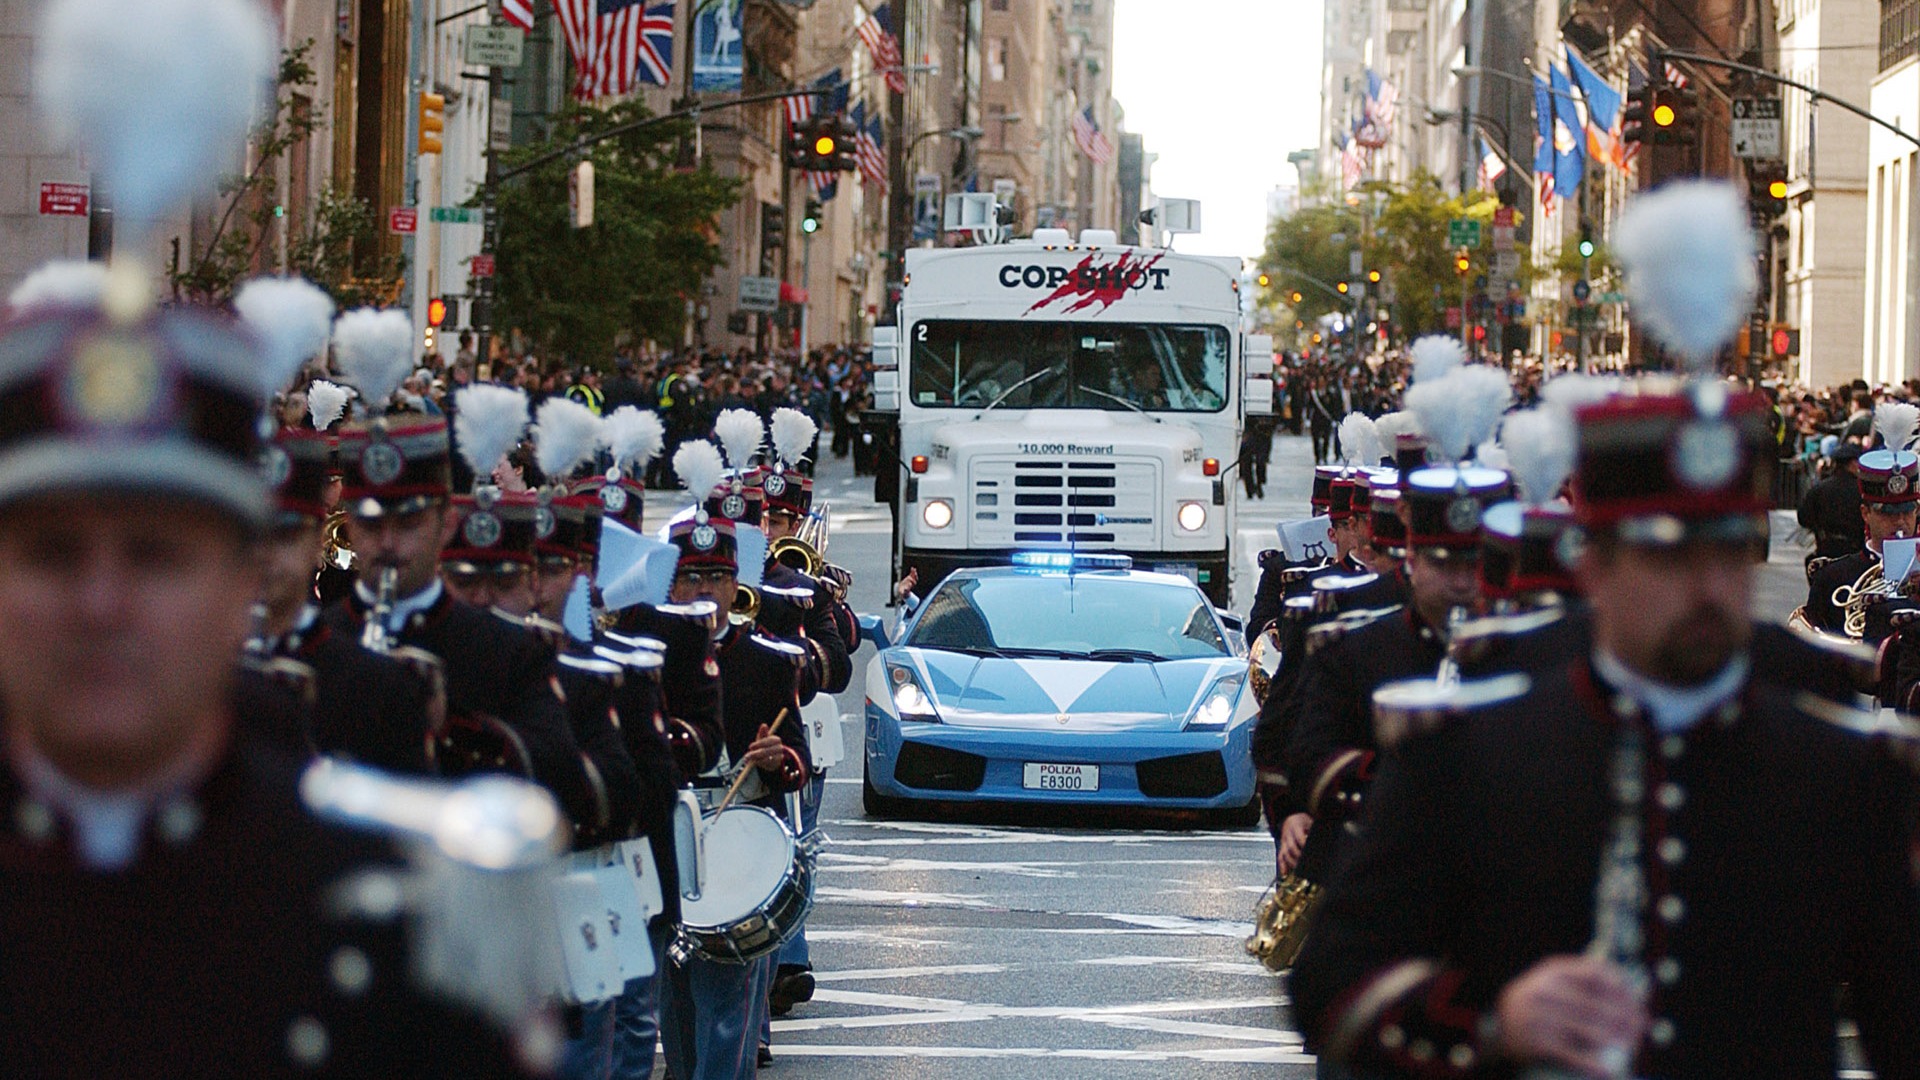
left=672, top=805, right=814, bottom=965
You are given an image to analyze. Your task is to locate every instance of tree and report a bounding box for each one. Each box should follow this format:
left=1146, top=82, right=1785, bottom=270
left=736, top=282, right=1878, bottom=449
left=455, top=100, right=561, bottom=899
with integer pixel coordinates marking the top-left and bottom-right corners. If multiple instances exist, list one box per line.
left=170, top=42, right=325, bottom=304
left=287, top=186, right=406, bottom=310
left=1256, top=180, right=1360, bottom=326
left=492, top=101, right=741, bottom=366
left=1367, top=173, right=1502, bottom=340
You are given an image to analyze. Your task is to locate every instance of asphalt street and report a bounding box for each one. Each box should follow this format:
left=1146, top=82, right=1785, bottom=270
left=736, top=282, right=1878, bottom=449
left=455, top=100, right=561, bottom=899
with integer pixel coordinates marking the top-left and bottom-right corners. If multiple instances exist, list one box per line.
left=637, top=428, right=1815, bottom=1079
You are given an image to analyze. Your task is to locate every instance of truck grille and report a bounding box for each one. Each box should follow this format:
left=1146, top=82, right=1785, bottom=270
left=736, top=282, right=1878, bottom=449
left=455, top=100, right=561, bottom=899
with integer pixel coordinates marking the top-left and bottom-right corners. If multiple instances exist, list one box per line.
left=968, top=458, right=1160, bottom=547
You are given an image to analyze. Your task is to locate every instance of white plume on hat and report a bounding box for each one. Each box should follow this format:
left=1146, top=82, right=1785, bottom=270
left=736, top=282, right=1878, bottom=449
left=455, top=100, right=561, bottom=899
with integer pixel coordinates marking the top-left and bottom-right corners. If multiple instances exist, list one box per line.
left=331, top=308, right=415, bottom=411
left=770, top=407, right=819, bottom=468
left=713, top=408, right=765, bottom=469
left=1406, top=365, right=1512, bottom=465
left=1338, top=412, right=1382, bottom=468
left=35, top=0, right=274, bottom=228
left=6, top=259, right=109, bottom=314
left=452, top=385, right=529, bottom=479
left=533, top=397, right=605, bottom=481
left=1372, top=410, right=1423, bottom=445
left=1474, top=440, right=1510, bottom=473
left=307, top=380, right=353, bottom=431
left=1540, top=372, right=1619, bottom=415
left=1612, top=180, right=1757, bottom=368
left=1501, top=407, right=1577, bottom=505
left=672, top=439, right=727, bottom=505
left=1409, top=335, right=1466, bottom=385
left=235, top=276, right=335, bottom=398
left=1875, top=400, right=1920, bottom=453
left=603, top=406, right=665, bottom=474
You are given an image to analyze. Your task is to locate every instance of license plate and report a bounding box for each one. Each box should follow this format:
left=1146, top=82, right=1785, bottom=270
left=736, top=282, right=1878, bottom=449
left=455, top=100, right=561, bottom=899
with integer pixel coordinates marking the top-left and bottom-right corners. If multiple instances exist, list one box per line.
left=1154, top=563, right=1198, bottom=584
left=1022, top=762, right=1099, bottom=791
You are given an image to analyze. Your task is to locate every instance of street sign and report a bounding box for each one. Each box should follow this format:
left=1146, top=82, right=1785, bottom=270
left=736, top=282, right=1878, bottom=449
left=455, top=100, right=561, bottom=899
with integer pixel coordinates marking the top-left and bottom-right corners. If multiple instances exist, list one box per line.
left=470, top=253, right=496, bottom=278
left=490, top=96, right=513, bottom=151
left=1492, top=224, right=1516, bottom=251
left=1492, top=206, right=1516, bottom=228
left=430, top=206, right=480, bottom=224
left=1448, top=219, right=1482, bottom=248
left=1731, top=98, right=1782, bottom=160
left=464, top=25, right=525, bottom=67
left=38, top=182, right=89, bottom=217
left=1599, top=290, right=1626, bottom=304
left=388, top=206, right=417, bottom=234
left=738, top=275, right=780, bottom=313
left=1494, top=250, right=1521, bottom=276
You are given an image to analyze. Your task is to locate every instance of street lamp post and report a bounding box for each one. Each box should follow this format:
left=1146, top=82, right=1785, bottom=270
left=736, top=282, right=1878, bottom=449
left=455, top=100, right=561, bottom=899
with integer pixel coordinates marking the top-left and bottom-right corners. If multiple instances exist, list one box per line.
left=885, top=125, right=983, bottom=313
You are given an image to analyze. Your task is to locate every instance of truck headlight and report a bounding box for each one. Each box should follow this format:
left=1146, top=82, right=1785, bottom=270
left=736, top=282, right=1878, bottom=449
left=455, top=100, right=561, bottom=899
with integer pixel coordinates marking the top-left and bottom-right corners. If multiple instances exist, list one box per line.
left=922, top=499, right=954, bottom=529
left=1177, top=501, right=1207, bottom=532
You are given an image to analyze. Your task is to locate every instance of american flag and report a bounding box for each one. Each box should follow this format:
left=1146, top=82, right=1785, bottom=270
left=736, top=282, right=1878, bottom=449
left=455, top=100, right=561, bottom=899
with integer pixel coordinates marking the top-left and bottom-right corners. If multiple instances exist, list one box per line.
left=1477, top=135, right=1506, bottom=192
left=1365, top=69, right=1398, bottom=126
left=857, top=4, right=908, bottom=94
left=550, top=0, right=675, bottom=100
left=1341, top=141, right=1367, bottom=192
left=1664, top=60, right=1689, bottom=88
left=851, top=100, right=887, bottom=187
left=501, top=0, right=536, bottom=30
left=1071, top=105, right=1113, bottom=164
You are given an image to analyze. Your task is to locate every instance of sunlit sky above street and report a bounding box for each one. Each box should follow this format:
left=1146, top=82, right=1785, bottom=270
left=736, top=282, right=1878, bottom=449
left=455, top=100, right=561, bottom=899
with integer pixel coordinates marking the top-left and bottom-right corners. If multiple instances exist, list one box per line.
left=1112, top=0, right=1324, bottom=262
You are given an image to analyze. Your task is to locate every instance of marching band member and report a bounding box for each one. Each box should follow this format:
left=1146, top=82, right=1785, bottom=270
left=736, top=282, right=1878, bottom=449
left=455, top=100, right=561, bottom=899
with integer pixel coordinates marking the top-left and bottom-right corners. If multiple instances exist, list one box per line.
left=656, top=440, right=814, bottom=1080
left=1292, top=181, right=1920, bottom=1080
left=251, top=423, right=435, bottom=774
left=320, top=373, right=595, bottom=823
left=1803, top=401, right=1920, bottom=638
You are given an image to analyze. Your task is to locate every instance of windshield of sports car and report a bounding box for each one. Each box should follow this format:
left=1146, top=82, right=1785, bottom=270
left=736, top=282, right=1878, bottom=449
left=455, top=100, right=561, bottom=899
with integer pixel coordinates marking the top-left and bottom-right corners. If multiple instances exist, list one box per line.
left=907, top=320, right=1230, bottom=412
left=906, top=573, right=1229, bottom=660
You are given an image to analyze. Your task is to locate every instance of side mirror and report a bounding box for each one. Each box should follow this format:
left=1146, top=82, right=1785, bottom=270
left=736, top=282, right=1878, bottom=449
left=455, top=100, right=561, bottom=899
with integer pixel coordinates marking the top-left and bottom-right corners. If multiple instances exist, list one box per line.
left=858, top=613, right=894, bottom=651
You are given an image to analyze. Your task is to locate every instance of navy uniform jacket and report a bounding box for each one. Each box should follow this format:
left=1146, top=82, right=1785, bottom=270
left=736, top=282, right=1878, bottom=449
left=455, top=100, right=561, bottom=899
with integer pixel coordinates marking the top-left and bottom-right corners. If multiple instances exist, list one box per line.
left=323, top=591, right=594, bottom=826
left=0, top=732, right=529, bottom=1079
left=1285, top=605, right=1445, bottom=881
left=612, top=603, right=725, bottom=781
left=1805, top=548, right=1877, bottom=636
left=546, top=649, right=643, bottom=845
left=1797, top=470, right=1865, bottom=559
left=1289, top=658, right=1920, bottom=1079
left=1455, top=606, right=1876, bottom=706
left=264, top=618, right=434, bottom=776
left=761, top=560, right=854, bottom=696
left=714, top=624, right=817, bottom=801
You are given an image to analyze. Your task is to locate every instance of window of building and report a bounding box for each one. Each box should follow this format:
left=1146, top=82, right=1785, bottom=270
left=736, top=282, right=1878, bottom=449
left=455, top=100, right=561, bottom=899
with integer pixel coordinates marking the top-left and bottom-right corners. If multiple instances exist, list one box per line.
left=989, top=37, right=1007, bottom=81
left=1884, top=0, right=1919, bottom=72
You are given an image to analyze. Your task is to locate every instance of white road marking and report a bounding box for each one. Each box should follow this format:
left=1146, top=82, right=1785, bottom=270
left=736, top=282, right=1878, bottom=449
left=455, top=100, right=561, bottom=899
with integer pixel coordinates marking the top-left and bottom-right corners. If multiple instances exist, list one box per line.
left=764, top=1044, right=1311, bottom=1064
left=818, top=853, right=1081, bottom=878
left=815, top=964, right=1012, bottom=983
left=806, top=929, right=958, bottom=947
left=774, top=991, right=1302, bottom=1050
left=815, top=886, right=1006, bottom=909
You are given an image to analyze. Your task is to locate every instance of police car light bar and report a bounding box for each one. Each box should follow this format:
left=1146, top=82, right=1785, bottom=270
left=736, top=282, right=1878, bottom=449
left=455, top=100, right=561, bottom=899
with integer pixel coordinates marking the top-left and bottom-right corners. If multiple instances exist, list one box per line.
left=1009, top=551, right=1133, bottom=571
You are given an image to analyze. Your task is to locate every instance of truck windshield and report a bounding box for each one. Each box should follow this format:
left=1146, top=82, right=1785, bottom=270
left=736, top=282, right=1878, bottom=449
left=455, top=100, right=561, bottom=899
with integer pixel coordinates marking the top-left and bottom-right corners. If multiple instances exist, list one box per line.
left=908, top=320, right=1230, bottom=412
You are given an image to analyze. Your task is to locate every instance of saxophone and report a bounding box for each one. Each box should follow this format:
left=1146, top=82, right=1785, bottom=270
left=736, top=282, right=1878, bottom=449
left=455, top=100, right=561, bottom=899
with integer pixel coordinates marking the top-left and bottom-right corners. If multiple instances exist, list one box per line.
left=361, top=565, right=398, bottom=653
left=1523, top=723, right=1649, bottom=1080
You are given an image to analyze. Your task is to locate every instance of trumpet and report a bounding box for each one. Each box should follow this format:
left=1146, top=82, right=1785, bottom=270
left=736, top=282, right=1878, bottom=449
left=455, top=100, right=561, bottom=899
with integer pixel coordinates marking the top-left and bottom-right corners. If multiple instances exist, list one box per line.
left=321, top=508, right=354, bottom=571
left=730, top=584, right=760, bottom=627
left=768, top=535, right=824, bottom=576
left=361, top=565, right=398, bottom=653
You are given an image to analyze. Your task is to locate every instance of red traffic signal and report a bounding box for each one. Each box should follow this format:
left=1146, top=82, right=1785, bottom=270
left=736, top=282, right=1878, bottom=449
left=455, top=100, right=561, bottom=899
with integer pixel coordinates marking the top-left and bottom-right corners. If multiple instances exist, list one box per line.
left=1770, top=326, right=1800, bottom=358
left=426, top=297, right=447, bottom=328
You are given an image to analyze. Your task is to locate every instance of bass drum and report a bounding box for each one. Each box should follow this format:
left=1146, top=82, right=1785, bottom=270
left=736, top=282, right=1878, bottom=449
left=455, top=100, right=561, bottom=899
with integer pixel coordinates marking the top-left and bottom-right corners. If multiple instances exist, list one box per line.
left=673, top=805, right=815, bottom=965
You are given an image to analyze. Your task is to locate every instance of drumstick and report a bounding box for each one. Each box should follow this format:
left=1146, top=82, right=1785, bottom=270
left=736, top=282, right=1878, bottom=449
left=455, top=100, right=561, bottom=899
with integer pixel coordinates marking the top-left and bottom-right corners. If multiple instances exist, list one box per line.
left=715, top=708, right=793, bottom=814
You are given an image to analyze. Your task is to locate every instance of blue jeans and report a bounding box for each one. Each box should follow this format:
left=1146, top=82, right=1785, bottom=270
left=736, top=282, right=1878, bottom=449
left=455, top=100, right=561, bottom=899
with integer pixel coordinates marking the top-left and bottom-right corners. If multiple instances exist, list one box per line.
left=773, top=772, right=823, bottom=972
left=556, top=1000, right=614, bottom=1080
left=561, top=923, right=667, bottom=1080
left=660, top=947, right=775, bottom=1080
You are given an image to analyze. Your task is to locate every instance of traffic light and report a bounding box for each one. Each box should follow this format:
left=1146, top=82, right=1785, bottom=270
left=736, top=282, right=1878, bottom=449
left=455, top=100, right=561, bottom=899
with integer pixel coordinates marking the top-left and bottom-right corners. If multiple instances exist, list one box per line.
left=828, top=113, right=859, bottom=172
left=784, top=116, right=816, bottom=169
left=1256, top=272, right=1270, bottom=288
left=1625, top=79, right=1699, bottom=146
left=1749, top=162, right=1789, bottom=220
left=1367, top=269, right=1381, bottom=284
left=418, top=92, right=445, bottom=155
left=761, top=202, right=787, bottom=249
left=1291, top=291, right=1303, bottom=304
left=1577, top=227, right=1595, bottom=260
left=1771, top=325, right=1801, bottom=358
left=801, top=198, right=822, bottom=234
left=1455, top=252, right=1471, bottom=274
left=1336, top=281, right=1349, bottom=294
left=426, top=297, right=447, bottom=329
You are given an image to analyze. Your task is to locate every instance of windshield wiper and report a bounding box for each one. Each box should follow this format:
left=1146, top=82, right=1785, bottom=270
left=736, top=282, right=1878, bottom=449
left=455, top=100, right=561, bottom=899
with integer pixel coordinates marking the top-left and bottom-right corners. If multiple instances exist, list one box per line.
left=1085, top=647, right=1168, bottom=662
left=1074, top=384, right=1161, bottom=422
left=920, top=644, right=1007, bottom=658
left=981, top=365, right=1062, bottom=413
left=996, top=646, right=1089, bottom=660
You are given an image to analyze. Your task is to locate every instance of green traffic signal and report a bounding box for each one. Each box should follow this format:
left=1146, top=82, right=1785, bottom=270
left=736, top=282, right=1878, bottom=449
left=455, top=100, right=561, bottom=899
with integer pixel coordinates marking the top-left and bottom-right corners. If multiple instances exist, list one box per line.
left=1578, top=238, right=1595, bottom=259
